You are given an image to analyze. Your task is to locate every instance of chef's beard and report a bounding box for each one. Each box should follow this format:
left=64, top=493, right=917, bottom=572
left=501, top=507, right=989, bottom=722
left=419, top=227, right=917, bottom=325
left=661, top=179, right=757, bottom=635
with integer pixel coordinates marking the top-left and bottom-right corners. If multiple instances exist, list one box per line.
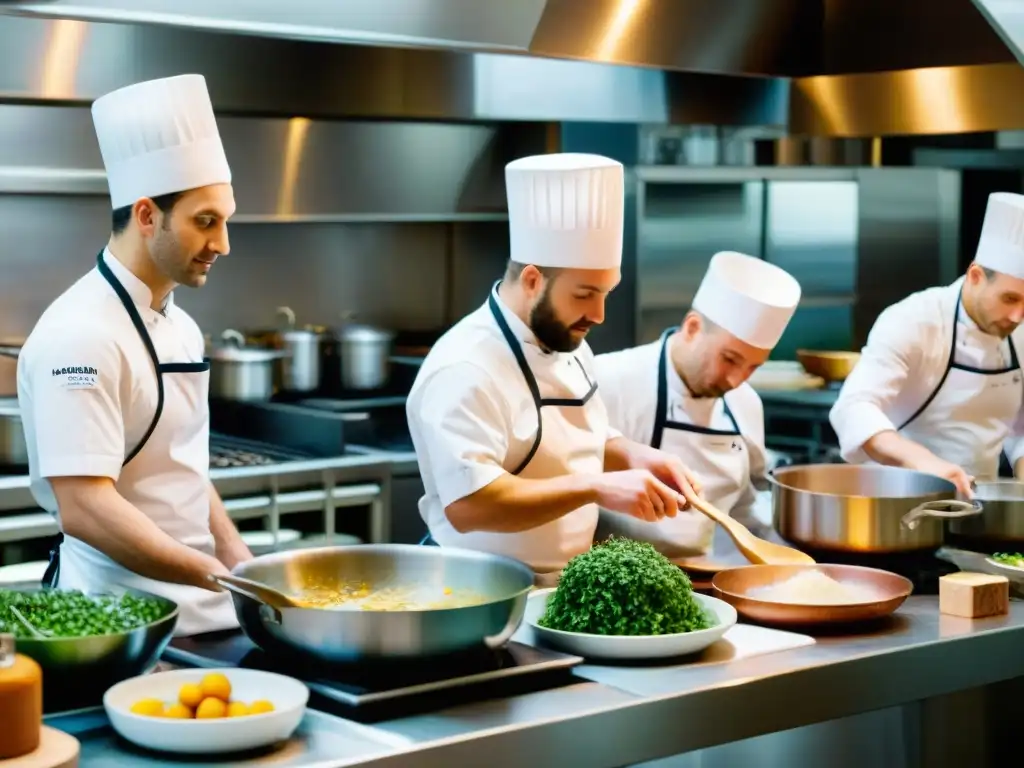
left=529, top=285, right=592, bottom=353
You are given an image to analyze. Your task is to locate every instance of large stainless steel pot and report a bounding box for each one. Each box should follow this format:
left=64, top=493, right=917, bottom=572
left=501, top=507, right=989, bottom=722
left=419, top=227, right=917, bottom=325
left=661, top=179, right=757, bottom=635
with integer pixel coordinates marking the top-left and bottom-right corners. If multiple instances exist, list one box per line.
left=248, top=307, right=331, bottom=394
left=338, top=320, right=394, bottom=390
left=223, top=544, right=534, bottom=661
left=949, top=479, right=1024, bottom=544
left=208, top=329, right=289, bottom=401
left=0, top=397, right=26, bottom=466
left=771, top=464, right=982, bottom=553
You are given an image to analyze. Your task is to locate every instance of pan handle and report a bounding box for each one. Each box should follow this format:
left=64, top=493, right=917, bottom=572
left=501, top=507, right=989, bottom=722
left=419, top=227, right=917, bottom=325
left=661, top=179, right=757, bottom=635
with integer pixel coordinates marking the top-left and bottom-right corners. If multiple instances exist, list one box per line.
left=208, top=573, right=294, bottom=622
left=482, top=591, right=532, bottom=650
left=900, top=499, right=983, bottom=531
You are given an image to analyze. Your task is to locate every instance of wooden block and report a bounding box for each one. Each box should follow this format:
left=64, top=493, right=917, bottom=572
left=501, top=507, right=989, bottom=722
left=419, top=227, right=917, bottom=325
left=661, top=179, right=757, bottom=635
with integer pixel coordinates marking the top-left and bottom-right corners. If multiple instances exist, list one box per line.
left=939, top=572, right=1010, bottom=618
left=5, top=726, right=80, bottom=768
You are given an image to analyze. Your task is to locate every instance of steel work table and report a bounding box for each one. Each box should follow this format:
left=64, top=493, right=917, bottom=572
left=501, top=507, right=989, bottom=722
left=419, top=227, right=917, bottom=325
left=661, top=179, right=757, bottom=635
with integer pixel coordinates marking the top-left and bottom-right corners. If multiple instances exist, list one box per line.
left=46, top=597, right=1024, bottom=767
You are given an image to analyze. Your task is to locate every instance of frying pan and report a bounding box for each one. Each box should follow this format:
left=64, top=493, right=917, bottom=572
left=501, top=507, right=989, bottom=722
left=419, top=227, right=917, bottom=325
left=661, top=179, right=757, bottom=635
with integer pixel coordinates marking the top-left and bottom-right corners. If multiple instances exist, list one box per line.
left=711, top=563, right=913, bottom=627
left=216, top=544, right=535, bottom=661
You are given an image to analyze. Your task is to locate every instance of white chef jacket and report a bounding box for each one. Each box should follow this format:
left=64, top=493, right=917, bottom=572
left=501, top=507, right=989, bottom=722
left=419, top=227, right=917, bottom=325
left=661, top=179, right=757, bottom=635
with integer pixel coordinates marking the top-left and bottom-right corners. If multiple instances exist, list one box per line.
left=830, top=277, right=1024, bottom=471
left=406, top=288, right=619, bottom=576
left=17, top=249, right=237, bottom=636
left=594, top=337, right=769, bottom=556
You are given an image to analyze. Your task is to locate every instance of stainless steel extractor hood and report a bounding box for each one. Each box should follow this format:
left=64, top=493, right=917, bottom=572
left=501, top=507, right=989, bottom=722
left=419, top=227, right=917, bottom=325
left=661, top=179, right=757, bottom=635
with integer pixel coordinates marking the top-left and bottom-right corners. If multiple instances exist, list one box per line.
left=1, top=0, right=1019, bottom=78
left=0, top=0, right=822, bottom=77
left=971, top=0, right=1024, bottom=66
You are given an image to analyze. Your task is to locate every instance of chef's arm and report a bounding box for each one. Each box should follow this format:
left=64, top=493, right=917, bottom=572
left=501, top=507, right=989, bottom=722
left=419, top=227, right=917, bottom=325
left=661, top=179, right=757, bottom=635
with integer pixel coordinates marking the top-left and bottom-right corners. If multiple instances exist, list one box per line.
left=829, top=305, right=922, bottom=463
left=446, top=474, right=599, bottom=533
left=49, top=476, right=228, bottom=590
left=862, top=430, right=942, bottom=468
left=207, top=482, right=252, bottom=569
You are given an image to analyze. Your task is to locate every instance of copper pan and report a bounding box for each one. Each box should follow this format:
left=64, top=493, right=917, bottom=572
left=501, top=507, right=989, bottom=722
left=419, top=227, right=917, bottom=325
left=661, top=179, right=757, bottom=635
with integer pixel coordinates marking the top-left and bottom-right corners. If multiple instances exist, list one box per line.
left=711, top=564, right=913, bottom=627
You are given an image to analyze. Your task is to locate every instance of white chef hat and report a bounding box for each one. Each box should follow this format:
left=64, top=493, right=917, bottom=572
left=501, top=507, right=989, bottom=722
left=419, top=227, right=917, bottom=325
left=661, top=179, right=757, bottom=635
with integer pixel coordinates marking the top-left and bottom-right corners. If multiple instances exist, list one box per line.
left=505, top=153, right=624, bottom=270
left=91, top=74, right=232, bottom=210
left=691, top=251, right=801, bottom=350
left=975, top=192, right=1024, bottom=280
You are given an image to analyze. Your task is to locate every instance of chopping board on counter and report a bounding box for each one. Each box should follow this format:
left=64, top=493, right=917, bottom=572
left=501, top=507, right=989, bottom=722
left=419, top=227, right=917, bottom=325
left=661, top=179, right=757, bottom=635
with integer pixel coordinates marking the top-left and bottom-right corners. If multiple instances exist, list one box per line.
left=698, top=624, right=815, bottom=665
left=5, top=726, right=80, bottom=768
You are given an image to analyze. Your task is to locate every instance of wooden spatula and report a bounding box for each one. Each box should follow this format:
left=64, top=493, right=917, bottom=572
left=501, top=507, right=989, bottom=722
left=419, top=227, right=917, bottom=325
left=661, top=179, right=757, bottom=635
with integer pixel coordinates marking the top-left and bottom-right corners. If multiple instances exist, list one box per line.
left=684, top=493, right=815, bottom=565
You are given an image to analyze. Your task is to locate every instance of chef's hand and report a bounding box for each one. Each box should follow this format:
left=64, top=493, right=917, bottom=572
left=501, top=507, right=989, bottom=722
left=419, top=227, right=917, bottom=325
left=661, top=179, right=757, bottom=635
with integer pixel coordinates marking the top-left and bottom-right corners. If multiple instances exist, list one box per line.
left=618, top=442, right=703, bottom=504
left=908, top=455, right=975, bottom=498
left=594, top=470, right=682, bottom=522
left=204, top=559, right=234, bottom=593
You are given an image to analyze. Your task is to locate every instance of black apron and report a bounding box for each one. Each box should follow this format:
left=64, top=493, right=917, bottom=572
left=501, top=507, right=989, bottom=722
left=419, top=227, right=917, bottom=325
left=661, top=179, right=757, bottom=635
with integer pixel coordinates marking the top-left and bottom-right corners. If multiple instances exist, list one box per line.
left=898, top=291, right=1021, bottom=431
left=419, top=284, right=598, bottom=546
left=649, top=327, right=741, bottom=450
left=42, top=252, right=210, bottom=587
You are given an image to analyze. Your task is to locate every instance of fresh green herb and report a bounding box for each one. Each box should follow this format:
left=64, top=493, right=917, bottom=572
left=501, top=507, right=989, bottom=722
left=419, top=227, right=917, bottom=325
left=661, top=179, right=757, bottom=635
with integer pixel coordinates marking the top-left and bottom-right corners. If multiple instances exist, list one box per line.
left=0, top=588, right=170, bottom=639
left=538, top=537, right=716, bottom=636
left=991, top=552, right=1024, bottom=569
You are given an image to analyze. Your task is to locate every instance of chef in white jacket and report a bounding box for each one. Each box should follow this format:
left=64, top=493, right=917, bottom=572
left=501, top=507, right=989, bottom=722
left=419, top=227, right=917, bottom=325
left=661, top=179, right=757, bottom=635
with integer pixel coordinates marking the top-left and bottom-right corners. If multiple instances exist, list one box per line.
left=830, top=192, right=1024, bottom=497
left=594, top=251, right=801, bottom=558
left=407, top=153, right=702, bottom=585
left=17, top=75, right=249, bottom=636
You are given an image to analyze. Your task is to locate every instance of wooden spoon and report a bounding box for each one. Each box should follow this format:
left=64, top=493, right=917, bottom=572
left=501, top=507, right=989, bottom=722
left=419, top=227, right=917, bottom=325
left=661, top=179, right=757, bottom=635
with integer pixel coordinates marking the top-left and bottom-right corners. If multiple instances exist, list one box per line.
left=684, top=494, right=815, bottom=566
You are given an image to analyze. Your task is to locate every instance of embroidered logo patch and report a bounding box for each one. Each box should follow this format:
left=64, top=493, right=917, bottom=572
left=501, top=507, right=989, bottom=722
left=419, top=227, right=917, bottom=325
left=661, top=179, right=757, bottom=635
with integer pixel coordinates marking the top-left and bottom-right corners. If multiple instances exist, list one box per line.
left=51, top=366, right=99, bottom=390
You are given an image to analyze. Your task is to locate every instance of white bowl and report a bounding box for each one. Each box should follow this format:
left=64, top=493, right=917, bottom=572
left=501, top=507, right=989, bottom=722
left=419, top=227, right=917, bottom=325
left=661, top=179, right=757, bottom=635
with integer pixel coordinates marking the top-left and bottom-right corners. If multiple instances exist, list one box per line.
left=524, top=589, right=737, bottom=660
left=104, top=668, right=309, bottom=754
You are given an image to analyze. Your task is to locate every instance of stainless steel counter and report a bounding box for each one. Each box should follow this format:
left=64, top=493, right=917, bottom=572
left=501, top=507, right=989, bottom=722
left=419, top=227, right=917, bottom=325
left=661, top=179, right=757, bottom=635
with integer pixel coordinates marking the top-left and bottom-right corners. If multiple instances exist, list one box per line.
left=45, top=597, right=1024, bottom=768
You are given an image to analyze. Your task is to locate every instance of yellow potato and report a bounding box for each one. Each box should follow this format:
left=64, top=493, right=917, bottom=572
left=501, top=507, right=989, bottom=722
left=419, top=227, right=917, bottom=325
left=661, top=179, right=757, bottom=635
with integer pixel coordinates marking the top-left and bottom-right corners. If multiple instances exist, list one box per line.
left=178, top=683, right=204, bottom=709
left=164, top=702, right=194, bottom=720
left=248, top=699, right=275, bottom=715
left=129, top=698, right=165, bottom=717
left=199, top=673, right=232, bottom=703
left=226, top=701, right=249, bottom=718
left=195, top=697, right=227, bottom=719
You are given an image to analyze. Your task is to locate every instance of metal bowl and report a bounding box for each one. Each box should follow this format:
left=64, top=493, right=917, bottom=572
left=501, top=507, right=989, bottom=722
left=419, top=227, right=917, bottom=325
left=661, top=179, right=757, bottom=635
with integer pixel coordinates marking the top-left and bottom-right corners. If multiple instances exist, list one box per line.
left=228, top=544, right=535, bottom=661
left=2, top=582, right=178, bottom=711
left=712, top=564, right=913, bottom=627
left=796, top=350, right=861, bottom=382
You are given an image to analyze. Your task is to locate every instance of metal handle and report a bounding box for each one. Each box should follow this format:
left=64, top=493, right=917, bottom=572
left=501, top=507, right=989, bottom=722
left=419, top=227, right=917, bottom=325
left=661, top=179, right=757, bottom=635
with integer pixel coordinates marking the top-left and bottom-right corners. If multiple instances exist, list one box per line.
left=209, top=573, right=296, bottom=610
left=0, top=345, right=20, bottom=359
left=275, top=306, right=296, bottom=330
left=900, top=499, right=983, bottom=530
left=220, top=329, right=245, bottom=347
left=483, top=593, right=532, bottom=649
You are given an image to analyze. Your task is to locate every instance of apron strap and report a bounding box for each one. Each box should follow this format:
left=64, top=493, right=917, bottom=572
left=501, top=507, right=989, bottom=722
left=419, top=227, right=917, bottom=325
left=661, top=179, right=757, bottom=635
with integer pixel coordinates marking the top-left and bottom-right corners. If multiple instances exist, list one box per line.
left=46, top=251, right=175, bottom=589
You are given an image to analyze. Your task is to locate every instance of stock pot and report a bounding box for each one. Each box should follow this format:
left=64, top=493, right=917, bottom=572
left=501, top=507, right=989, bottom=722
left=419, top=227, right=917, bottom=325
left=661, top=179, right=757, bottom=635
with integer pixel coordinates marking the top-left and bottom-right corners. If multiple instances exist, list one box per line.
left=208, top=330, right=289, bottom=402
left=771, top=464, right=981, bottom=553
left=950, top=479, right=1024, bottom=545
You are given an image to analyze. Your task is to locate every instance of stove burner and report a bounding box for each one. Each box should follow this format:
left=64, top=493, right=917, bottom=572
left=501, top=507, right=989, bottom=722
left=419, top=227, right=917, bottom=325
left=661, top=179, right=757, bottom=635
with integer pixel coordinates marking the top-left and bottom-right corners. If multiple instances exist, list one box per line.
left=163, top=630, right=581, bottom=722
left=208, top=433, right=312, bottom=467
left=210, top=446, right=277, bottom=468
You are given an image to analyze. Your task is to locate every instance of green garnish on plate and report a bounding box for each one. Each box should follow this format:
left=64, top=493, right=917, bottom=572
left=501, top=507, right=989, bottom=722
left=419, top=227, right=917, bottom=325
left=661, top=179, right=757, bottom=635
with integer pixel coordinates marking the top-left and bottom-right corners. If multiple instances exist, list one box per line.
left=538, top=537, right=716, bottom=636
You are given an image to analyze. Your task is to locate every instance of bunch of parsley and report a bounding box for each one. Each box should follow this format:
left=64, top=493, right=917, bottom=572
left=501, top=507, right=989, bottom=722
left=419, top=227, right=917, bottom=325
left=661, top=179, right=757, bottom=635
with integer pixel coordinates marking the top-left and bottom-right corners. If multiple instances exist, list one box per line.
left=538, top=537, right=716, bottom=636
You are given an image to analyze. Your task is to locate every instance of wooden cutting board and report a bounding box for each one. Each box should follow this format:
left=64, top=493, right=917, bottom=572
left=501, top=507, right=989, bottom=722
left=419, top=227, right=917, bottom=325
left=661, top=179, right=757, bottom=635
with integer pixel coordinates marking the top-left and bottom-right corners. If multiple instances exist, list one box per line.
left=5, top=726, right=80, bottom=768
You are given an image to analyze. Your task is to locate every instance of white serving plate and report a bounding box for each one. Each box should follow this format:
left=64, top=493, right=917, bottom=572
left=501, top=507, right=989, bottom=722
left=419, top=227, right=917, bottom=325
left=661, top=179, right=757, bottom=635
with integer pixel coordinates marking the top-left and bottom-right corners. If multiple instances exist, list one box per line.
left=104, top=668, right=308, bottom=754
left=524, top=589, right=737, bottom=660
